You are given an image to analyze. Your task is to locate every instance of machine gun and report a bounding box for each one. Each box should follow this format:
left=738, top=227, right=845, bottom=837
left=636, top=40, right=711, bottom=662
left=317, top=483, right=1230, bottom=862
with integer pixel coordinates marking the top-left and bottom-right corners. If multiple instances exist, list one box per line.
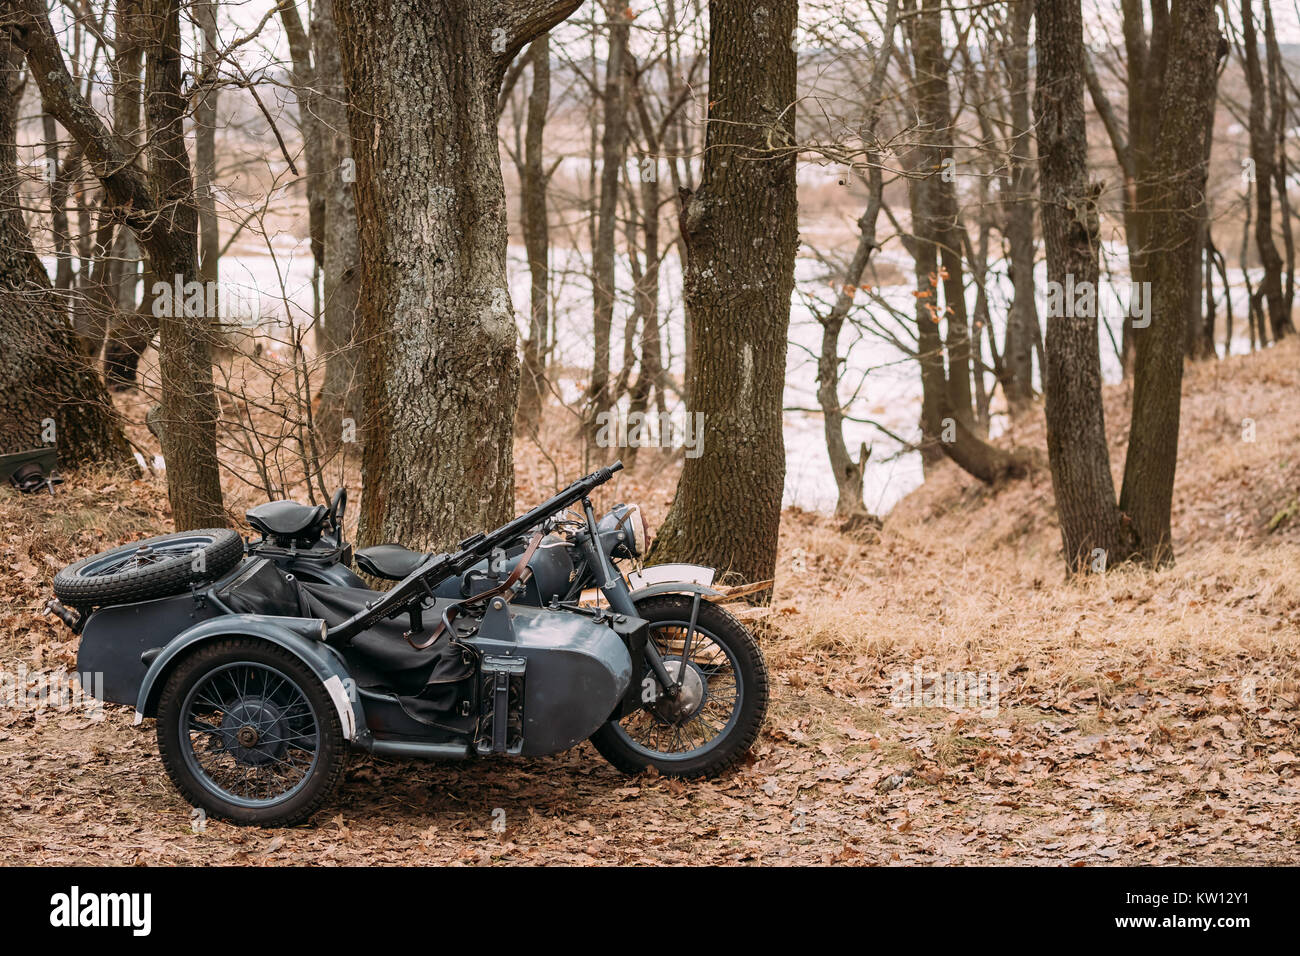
left=324, top=461, right=624, bottom=646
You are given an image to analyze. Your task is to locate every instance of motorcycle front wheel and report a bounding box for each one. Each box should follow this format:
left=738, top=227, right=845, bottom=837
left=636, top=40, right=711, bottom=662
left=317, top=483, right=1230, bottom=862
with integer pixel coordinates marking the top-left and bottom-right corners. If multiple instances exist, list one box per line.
left=590, top=595, right=768, bottom=778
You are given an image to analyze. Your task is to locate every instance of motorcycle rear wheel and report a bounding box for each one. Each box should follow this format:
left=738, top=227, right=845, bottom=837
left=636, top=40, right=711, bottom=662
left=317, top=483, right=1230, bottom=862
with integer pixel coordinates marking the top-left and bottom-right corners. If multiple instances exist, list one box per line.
left=590, top=595, right=768, bottom=778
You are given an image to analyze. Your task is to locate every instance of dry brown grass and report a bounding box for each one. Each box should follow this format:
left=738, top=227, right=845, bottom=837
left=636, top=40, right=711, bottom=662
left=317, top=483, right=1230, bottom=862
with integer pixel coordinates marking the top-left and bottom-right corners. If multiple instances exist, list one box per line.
left=767, top=337, right=1300, bottom=687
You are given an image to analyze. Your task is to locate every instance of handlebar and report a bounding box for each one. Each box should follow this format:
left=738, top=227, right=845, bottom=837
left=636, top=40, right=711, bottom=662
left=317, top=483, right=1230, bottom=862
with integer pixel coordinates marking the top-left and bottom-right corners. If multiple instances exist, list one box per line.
left=324, top=463, right=622, bottom=645
left=329, top=487, right=347, bottom=534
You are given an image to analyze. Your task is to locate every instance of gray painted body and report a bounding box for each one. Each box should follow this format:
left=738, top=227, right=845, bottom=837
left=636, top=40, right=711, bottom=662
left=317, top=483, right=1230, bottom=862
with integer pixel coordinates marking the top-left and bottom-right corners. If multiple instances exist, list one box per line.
left=66, top=467, right=702, bottom=764
left=468, top=599, right=633, bottom=756
left=78, top=592, right=219, bottom=704
left=77, top=563, right=640, bottom=758
left=132, top=613, right=366, bottom=742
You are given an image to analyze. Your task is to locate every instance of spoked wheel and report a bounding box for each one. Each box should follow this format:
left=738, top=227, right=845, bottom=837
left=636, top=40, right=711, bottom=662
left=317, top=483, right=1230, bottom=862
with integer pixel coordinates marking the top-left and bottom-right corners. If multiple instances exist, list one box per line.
left=590, top=595, right=768, bottom=778
left=53, top=529, right=243, bottom=606
left=156, top=639, right=348, bottom=827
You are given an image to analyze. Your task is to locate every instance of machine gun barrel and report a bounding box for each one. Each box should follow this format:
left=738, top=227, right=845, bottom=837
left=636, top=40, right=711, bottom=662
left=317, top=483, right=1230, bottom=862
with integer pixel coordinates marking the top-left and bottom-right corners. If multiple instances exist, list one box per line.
left=324, top=461, right=623, bottom=644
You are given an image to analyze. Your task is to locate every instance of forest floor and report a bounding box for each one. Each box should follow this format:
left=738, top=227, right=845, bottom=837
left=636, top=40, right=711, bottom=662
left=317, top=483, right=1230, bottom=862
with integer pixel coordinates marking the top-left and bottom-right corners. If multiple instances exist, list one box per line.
left=1, top=341, right=1298, bottom=865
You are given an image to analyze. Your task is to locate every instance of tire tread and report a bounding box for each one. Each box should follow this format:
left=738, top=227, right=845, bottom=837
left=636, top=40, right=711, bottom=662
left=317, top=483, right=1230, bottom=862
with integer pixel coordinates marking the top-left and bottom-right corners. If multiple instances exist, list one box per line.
left=53, top=529, right=244, bottom=606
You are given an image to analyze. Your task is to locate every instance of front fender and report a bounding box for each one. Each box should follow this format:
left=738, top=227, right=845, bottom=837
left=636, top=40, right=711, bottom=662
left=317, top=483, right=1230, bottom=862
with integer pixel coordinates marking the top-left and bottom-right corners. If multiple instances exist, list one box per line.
left=132, top=614, right=364, bottom=741
left=627, top=563, right=723, bottom=604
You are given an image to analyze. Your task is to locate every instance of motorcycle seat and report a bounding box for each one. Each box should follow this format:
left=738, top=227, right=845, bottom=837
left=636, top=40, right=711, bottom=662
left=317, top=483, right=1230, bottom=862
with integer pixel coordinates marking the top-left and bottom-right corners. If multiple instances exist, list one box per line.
left=247, top=500, right=328, bottom=538
left=355, top=543, right=432, bottom=580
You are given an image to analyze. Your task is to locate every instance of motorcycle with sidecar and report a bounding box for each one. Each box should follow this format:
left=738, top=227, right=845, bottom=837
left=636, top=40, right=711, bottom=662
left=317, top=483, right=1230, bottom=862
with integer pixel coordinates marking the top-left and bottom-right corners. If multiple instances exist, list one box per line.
left=46, top=462, right=768, bottom=827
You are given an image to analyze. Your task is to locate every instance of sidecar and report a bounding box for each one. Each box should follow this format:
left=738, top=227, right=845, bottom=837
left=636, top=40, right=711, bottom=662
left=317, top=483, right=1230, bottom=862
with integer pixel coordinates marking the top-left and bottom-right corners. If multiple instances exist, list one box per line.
left=55, top=520, right=648, bottom=827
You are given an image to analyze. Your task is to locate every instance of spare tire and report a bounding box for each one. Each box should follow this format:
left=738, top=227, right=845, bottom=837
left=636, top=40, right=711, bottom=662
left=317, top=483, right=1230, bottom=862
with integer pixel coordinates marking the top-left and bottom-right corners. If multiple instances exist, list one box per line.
left=53, top=529, right=244, bottom=607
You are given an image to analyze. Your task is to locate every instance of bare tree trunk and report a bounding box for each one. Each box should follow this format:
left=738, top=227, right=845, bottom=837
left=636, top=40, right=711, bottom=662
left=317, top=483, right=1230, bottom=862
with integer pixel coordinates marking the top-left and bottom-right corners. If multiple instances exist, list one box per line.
left=1241, top=0, right=1289, bottom=340
left=627, top=155, right=664, bottom=434
left=276, top=0, right=324, bottom=275
left=912, top=0, right=973, bottom=427
left=1117, top=0, right=1223, bottom=566
left=613, top=183, right=641, bottom=404
left=1264, top=4, right=1295, bottom=327
left=585, top=2, right=630, bottom=436
left=0, top=33, right=131, bottom=467
left=193, top=0, right=219, bottom=286
left=516, top=35, right=551, bottom=436
left=646, top=0, right=798, bottom=586
left=813, top=0, right=896, bottom=522
left=1202, top=232, right=1217, bottom=357
left=1083, top=47, right=1139, bottom=374
left=311, top=0, right=361, bottom=448
left=819, top=176, right=882, bottom=525
left=40, top=112, right=75, bottom=295
left=102, top=0, right=151, bottom=389
left=1186, top=46, right=1219, bottom=360
left=1035, top=0, right=1132, bottom=572
left=905, top=0, right=1032, bottom=484
left=1212, top=235, right=1231, bottom=355
left=333, top=0, right=581, bottom=551
left=76, top=167, right=123, bottom=366
left=1003, top=0, right=1039, bottom=411
left=1240, top=175, right=1261, bottom=350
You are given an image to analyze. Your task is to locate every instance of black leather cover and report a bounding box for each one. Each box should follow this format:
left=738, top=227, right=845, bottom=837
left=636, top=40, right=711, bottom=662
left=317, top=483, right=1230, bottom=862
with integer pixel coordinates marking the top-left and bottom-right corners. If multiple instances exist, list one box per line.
left=246, top=500, right=327, bottom=538
left=216, top=558, right=472, bottom=709
left=355, top=543, right=429, bottom=579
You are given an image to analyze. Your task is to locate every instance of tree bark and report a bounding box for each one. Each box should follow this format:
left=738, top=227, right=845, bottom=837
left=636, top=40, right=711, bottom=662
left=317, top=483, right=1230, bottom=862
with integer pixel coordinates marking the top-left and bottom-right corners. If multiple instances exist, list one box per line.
left=911, top=0, right=974, bottom=427
left=1118, top=0, right=1223, bottom=565
left=584, top=2, right=630, bottom=436
left=40, top=112, right=75, bottom=295
left=645, top=0, right=798, bottom=586
left=1186, top=76, right=1218, bottom=360
left=815, top=0, right=897, bottom=522
left=332, top=0, right=581, bottom=552
left=194, top=0, right=219, bottom=286
left=1002, top=0, right=1039, bottom=410
left=1035, top=0, right=1132, bottom=572
left=1263, top=3, right=1295, bottom=328
left=819, top=185, right=881, bottom=524
left=0, top=32, right=132, bottom=467
left=516, top=34, right=551, bottom=437
left=276, top=0, right=324, bottom=273
left=311, top=0, right=362, bottom=449
left=1240, top=0, right=1289, bottom=341
left=102, top=0, right=152, bottom=389
left=905, top=0, right=1032, bottom=484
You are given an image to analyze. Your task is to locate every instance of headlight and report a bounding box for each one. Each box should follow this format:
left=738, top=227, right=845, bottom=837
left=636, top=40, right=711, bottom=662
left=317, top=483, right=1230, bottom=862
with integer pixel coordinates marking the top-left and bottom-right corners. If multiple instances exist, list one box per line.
left=621, top=503, right=648, bottom=557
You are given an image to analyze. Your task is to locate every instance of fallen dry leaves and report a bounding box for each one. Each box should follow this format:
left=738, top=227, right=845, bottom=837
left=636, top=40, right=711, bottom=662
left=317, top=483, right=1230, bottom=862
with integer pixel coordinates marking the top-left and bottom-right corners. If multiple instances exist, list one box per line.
left=1, top=342, right=1299, bottom=864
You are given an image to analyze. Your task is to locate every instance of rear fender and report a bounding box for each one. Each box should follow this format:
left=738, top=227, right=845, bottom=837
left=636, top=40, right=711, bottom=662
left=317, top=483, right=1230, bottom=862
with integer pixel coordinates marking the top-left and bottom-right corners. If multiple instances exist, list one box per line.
left=133, top=615, right=364, bottom=741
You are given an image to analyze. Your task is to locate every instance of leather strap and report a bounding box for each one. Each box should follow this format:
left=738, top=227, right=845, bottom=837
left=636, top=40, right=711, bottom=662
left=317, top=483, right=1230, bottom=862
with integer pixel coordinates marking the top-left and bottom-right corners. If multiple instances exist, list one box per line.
left=407, top=529, right=545, bottom=650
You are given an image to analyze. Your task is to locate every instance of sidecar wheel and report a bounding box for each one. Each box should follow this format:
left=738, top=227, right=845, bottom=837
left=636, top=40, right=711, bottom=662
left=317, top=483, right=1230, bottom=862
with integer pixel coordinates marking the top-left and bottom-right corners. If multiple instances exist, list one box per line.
left=590, top=595, right=768, bottom=778
left=54, top=528, right=243, bottom=607
left=156, top=639, right=348, bottom=828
